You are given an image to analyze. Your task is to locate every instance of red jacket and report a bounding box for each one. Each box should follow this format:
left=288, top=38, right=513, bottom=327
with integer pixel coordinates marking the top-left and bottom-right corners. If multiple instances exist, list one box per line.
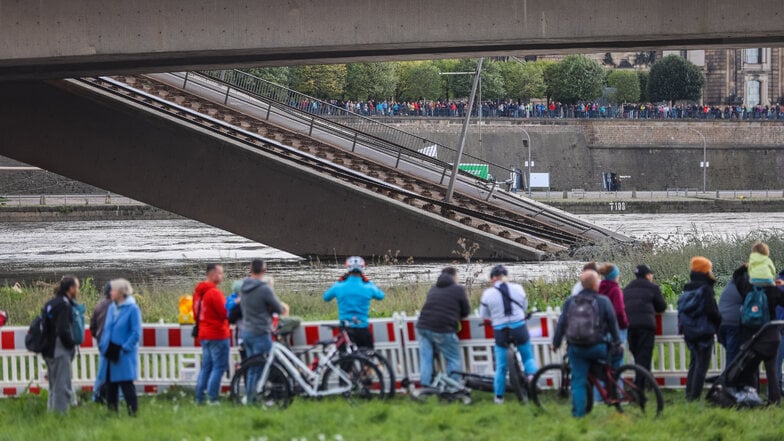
left=193, top=281, right=230, bottom=341
left=599, top=279, right=629, bottom=329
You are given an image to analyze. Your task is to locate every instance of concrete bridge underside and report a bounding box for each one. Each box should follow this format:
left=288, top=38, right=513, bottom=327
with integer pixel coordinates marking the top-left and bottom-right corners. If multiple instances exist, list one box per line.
left=3, top=0, right=784, bottom=80
left=0, top=79, right=544, bottom=260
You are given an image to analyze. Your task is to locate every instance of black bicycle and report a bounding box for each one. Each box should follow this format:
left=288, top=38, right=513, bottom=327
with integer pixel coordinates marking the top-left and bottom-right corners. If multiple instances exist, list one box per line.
left=530, top=346, right=664, bottom=417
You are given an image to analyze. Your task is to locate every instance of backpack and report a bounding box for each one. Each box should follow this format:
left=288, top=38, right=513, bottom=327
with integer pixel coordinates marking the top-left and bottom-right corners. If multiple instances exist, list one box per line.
left=565, top=293, right=603, bottom=346
left=71, top=302, right=86, bottom=346
left=740, top=286, right=770, bottom=328
left=25, top=313, right=46, bottom=353
left=677, top=287, right=714, bottom=341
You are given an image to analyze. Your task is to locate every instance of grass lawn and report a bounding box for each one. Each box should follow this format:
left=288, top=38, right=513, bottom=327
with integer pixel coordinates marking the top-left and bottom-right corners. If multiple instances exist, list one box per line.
left=1, top=390, right=783, bottom=441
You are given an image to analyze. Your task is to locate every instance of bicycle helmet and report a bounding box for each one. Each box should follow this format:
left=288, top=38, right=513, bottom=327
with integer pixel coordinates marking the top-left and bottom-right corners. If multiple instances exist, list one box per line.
left=345, top=256, right=367, bottom=274
left=490, top=265, right=508, bottom=278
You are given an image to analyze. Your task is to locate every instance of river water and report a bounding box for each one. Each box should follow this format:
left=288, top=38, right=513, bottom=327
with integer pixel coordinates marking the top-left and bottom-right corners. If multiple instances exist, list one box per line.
left=0, top=212, right=781, bottom=288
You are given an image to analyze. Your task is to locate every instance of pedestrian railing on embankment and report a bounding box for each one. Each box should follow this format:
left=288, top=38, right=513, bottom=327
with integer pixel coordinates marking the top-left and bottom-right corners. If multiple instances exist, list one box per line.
left=0, top=309, right=736, bottom=397
left=529, top=189, right=784, bottom=201
left=0, top=194, right=141, bottom=207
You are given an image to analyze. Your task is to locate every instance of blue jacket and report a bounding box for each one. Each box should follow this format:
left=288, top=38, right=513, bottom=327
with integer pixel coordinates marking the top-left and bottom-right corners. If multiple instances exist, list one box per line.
left=323, top=275, right=385, bottom=328
left=99, top=296, right=142, bottom=383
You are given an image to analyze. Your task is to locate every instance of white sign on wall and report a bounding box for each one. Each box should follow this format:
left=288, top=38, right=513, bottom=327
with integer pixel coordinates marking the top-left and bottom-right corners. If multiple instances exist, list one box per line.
left=529, top=172, right=550, bottom=188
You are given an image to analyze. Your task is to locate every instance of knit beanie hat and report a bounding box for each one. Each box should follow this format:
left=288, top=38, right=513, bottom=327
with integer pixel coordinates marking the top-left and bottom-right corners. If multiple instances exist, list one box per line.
left=604, top=266, right=620, bottom=281
left=690, top=256, right=713, bottom=274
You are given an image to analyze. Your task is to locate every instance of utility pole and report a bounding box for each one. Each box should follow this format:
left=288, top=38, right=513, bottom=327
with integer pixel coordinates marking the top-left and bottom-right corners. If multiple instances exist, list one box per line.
left=444, top=57, right=484, bottom=205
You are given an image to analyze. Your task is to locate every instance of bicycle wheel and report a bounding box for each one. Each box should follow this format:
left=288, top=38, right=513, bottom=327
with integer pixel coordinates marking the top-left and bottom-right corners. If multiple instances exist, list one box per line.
left=360, top=350, right=396, bottom=399
left=506, top=350, right=527, bottom=403
left=321, top=353, right=386, bottom=401
left=532, top=364, right=593, bottom=414
left=230, top=357, right=293, bottom=409
left=613, top=364, right=664, bottom=418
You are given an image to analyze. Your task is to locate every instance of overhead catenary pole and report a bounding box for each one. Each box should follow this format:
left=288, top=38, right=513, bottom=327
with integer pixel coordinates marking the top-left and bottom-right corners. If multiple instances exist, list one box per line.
left=444, top=57, right=484, bottom=205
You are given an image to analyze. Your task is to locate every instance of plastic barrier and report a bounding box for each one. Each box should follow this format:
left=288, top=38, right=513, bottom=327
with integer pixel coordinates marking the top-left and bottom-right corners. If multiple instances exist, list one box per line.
left=0, top=309, right=748, bottom=397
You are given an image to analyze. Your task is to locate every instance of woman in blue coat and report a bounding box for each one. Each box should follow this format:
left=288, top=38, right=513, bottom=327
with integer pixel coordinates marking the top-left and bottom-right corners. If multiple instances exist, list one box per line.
left=99, top=279, right=142, bottom=415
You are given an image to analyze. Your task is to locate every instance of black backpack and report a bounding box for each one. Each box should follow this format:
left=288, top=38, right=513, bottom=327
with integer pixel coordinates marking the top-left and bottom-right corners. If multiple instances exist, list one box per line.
left=25, top=312, right=46, bottom=354
left=565, top=293, right=603, bottom=346
left=677, top=287, right=714, bottom=341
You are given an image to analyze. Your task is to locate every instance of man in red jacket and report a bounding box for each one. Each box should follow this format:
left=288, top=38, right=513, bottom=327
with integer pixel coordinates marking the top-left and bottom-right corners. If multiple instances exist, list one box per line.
left=193, top=263, right=230, bottom=405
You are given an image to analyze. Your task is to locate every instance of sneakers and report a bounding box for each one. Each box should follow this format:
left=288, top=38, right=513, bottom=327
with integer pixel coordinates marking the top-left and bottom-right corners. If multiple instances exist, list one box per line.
left=494, top=396, right=504, bottom=405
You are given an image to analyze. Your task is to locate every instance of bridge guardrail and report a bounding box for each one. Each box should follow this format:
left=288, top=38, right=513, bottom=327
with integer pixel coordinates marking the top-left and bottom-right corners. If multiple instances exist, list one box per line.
left=190, top=70, right=513, bottom=186
left=0, top=309, right=733, bottom=397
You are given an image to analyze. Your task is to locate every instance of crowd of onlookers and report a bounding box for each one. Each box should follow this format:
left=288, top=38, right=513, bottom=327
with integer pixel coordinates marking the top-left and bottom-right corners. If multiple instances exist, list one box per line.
left=291, top=96, right=784, bottom=121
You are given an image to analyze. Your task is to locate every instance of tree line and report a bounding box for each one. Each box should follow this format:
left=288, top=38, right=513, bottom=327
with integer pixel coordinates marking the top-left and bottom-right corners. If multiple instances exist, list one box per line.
left=245, top=55, right=705, bottom=105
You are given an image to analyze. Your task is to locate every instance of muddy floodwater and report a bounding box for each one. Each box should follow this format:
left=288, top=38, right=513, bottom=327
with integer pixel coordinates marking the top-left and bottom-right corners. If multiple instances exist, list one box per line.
left=0, top=212, right=781, bottom=289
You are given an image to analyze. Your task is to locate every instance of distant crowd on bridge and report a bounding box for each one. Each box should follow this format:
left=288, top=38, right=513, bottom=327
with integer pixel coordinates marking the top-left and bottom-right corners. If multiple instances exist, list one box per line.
left=294, top=98, right=784, bottom=121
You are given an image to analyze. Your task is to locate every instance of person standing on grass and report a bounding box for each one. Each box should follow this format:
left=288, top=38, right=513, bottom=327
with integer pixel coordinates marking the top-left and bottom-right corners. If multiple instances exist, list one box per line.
left=42, top=276, right=80, bottom=414
left=623, top=265, right=667, bottom=382
left=193, top=263, right=230, bottom=405
left=598, top=263, right=629, bottom=351
left=678, top=257, right=721, bottom=402
left=99, top=279, right=141, bottom=416
left=90, top=283, right=113, bottom=403
left=323, top=256, right=385, bottom=349
left=553, top=270, right=621, bottom=418
left=718, top=265, right=750, bottom=367
left=416, top=267, right=470, bottom=388
left=479, top=265, right=538, bottom=405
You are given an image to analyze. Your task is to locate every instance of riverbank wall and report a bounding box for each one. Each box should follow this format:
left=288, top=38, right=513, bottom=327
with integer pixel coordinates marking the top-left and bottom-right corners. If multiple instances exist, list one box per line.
left=373, top=118, right=784, bottom=191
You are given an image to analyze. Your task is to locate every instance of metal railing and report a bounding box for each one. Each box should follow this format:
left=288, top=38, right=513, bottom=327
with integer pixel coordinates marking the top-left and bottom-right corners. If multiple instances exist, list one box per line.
left=0, top=194, right=140, bottom=207
left=192, top=69, right=513, bottom=186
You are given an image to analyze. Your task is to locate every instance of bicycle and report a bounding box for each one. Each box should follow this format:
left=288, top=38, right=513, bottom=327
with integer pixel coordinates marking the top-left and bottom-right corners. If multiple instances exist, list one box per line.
left=276, top=321, right=396, bottom=398
left=413, top=347, right=473, bottom=405
left=230, top=324, right=385, bottom=408
left=530, top=346, right=664, bottom=417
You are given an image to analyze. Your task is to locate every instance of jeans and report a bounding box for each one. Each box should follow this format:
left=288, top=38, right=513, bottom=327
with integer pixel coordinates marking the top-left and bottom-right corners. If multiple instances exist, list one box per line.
left=568, top=344, right=608, bottom=417
left=493, top=341, right=537, bottom=397
left=717, top=325, right=741, bottom=368
left=628, top=328, right=655, bottom=389
left=685, top=339, right=713, bottom=401
left=195, top=338, right=230, bottom=403
left=417, top=329, right=461, bottom=387
left=242, top=332, right=273, bottom=398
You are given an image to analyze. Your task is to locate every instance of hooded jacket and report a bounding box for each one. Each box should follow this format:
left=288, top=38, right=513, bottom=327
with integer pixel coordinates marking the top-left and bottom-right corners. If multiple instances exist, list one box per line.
left=623, top=278, right=667, bottom=331
left=98, top=296, right=142, bottom=383
left=599, top=279, right=629, bottom=330
left=416, top=274, right=470, bottom=334
left=193, top=281, right=230, bottom=341
left=682, top=271, right=721, bottom=332
left=240, top=278, right=283, bottom=335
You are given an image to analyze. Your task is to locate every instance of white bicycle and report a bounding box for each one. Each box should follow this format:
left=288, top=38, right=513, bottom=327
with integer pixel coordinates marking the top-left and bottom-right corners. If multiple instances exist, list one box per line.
left=230, top=326, right=386, bottom=408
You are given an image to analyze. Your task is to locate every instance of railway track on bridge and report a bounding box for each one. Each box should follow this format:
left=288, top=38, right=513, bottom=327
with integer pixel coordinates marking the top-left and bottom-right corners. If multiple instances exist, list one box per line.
left=78, top=75, right=587, bottom=252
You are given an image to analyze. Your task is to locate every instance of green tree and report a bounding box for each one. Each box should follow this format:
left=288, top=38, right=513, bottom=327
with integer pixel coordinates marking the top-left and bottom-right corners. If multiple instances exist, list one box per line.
left=344, top=62, right=397, bottom=101
left=397, top=61, right=444, bottom=101
left=546, top=55, right=605, bottom=104
left=288, top=64, right=347, bottom=100
left=244, top=67, right=290, bottom=86
left=445, top=58, right=505, bottom=99
left=499, top=61, right=546, bottom=101
left=637, top=70, right=650, bottom=102
left=606, top=70, right=641, bottom=103
left=647, top=55, right=705, bottom=104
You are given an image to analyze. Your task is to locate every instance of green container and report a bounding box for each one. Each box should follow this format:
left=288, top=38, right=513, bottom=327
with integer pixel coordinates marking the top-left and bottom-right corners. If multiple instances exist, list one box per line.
left=458, top=163, right=489, bottom=180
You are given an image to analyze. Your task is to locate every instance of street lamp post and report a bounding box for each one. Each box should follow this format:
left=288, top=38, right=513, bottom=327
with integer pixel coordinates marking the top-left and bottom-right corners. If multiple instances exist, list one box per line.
left=520, top=128, right=532, bottom=196
left=444, top=57, right=484, bottom=205
left=689, top=128, right=708, bottom=192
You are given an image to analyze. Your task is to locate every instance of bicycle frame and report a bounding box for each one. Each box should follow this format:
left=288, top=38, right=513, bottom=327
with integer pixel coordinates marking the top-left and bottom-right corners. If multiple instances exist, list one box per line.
left=257, top=341, right=355, bottom=398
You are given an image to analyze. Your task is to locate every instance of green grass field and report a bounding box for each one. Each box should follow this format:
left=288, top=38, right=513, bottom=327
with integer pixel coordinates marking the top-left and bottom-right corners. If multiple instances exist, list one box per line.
left=1, top=391, right=783, bottom=441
